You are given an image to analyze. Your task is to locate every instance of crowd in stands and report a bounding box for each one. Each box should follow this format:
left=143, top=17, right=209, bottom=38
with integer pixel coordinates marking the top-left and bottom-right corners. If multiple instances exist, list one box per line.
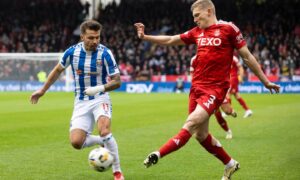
left=0, top=0, right=84, bottom=81
left=0, top=0, right=299, bottom=82
left=0, top=0, right=83, bottom=53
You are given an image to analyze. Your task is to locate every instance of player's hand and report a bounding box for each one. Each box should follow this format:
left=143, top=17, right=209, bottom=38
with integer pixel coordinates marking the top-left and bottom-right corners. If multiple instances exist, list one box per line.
left=84, top=85, right=105, bottom=96
left=30, top=89, right=45, bottom=104
left=264, top=82, right=280, bottom=94
left=134, top=23, right=145, bottom=39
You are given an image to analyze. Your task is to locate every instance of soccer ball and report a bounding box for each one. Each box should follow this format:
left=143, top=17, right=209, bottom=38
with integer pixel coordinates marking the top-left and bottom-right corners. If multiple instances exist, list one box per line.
left=88, top=147, right=114, bottom=172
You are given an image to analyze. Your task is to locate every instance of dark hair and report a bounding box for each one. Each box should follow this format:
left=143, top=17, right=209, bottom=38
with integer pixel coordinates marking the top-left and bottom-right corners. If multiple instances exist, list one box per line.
left=80, top=20, right=102, bottom=34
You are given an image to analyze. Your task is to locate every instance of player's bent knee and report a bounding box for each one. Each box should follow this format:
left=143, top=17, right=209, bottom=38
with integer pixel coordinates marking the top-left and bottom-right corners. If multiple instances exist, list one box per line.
left=70, top=136, right=85, bottom=150
left=183, top=119, right=198, bottom=133
left=71, top=140, right=84, bottom=150
left=99, top=129, right=111, bottom=137
left=69, top=129, right=86, bottom=150
left=195, top=132, right=208, bottom=142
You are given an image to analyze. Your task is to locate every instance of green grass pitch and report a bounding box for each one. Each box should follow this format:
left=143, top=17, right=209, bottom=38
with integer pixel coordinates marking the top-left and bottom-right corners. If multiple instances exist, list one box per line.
left=0, top=92, right=300, bottom=180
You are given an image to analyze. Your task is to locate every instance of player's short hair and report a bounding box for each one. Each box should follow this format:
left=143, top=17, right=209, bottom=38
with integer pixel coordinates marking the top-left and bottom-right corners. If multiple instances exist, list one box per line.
left=191, top=0, right=215, bottom=14
left=80, top=20, right=102, bottom=34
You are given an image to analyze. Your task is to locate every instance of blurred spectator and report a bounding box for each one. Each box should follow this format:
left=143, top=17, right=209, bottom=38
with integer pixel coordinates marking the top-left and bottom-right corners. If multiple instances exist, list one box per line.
left=174, top=77, right=184, bottom=93
left=135, top=63, right=151, bottom=81
left=0, top=0, right=84, bottom=53
left=37, top=70, right=47, bottom=82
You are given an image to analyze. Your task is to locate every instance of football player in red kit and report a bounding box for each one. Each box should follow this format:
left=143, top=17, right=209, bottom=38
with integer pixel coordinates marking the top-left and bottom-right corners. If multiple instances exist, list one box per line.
left=191, top=55, right=236, bottom=140
left=135, top=0, right=280, bottom=179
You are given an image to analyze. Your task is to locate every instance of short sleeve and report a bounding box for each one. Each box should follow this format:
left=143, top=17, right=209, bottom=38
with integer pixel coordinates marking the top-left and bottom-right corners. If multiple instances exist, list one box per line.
left=60, top=46, right=74, bottom=68
left=228, top=22, right=246, bottom=50
left=180, top=27, right=198, bottom=45
left=103, top=48, right=120, bottom=76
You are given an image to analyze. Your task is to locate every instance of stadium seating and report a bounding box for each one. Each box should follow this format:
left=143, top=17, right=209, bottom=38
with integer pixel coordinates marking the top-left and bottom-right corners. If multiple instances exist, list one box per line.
left=0, top=0, right=299, bottom=82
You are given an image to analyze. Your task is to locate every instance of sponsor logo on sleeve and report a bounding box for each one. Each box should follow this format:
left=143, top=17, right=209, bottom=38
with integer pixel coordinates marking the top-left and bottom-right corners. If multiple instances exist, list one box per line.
left=236, top=34, right=244, bottom=44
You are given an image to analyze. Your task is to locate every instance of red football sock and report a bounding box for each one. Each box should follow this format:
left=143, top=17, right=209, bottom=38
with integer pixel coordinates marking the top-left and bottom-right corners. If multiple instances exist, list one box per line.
left=159, top=129, right=192, bottom=158
left=200, top=134, right=231, bottom=164
left=214, top=110, right=229, bottom=131
left=237, top=97, right=249, bottom=110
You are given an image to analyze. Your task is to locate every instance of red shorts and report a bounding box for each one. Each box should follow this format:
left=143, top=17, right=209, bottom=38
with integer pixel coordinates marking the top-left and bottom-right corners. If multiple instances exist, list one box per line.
left=189, top=86, right=229, bottom=115
left=230, top=77, right=239, bottom=94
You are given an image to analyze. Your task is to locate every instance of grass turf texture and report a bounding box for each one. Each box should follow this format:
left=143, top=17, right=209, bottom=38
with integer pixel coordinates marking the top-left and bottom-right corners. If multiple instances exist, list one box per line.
left=0, top=92, right=299, bottom=180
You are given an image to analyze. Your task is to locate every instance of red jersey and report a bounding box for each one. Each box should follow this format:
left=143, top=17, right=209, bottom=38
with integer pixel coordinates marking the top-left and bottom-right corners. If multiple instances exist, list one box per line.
left=230, top=56, right=240, bottom=80
left=180, top=20, right=246, bottom=89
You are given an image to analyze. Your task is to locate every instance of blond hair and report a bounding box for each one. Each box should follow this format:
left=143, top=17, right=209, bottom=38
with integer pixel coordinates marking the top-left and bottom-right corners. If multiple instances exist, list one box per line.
left=191, top=0, right=215, bottom=14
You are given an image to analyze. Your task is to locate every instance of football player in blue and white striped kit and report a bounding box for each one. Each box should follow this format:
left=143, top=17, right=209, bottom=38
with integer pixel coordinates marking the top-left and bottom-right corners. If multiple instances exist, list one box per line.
left=30, top=20, right=124, bottom=180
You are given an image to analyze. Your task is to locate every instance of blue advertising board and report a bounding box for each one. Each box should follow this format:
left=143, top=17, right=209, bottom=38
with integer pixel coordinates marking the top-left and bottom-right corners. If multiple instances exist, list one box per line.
left=0, top=81, right=299, bottom=93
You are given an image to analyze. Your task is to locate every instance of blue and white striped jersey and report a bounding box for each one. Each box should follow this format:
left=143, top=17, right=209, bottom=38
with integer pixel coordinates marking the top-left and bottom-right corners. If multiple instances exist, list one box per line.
left=60, top=42, right=120, bottom=101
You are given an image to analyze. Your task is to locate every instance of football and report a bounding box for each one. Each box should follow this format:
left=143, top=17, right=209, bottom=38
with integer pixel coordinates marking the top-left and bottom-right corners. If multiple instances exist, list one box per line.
left=88, top=147, right=114, bottom=172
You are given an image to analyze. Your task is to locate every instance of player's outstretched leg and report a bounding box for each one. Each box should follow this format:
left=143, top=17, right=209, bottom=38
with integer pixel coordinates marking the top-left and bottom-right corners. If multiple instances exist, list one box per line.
left=221, top=160, right=240, bottom=180
left=144, top=128, right=192, bottom=168
left=143, top=151, right=160, bottom=168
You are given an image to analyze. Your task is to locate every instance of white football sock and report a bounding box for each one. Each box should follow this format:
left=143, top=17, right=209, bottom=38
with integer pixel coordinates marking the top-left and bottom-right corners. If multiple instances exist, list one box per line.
left=100, top=133, right=121, bottom=173
left=225, top=159, right=235, bottom=169
left=81, top=135, right=103, bottom=149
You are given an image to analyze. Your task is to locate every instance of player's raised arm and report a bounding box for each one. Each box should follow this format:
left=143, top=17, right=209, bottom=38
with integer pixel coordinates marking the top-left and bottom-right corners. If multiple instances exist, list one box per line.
left=238, top=46, right=280, bottom=94
left=30, top=63, right=65, bottom=104
left=134, top=22, right=185, bottom=46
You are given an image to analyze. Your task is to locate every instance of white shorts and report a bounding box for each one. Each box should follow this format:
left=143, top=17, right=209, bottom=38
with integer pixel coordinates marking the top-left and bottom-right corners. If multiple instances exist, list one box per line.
left=69, top=97, right=112, bottom=134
